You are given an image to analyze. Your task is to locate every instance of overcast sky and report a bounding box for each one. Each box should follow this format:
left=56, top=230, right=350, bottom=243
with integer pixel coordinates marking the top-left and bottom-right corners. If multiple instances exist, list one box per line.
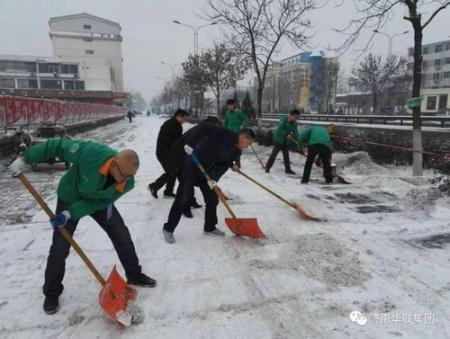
left=1, top=0, right=449, bottom=102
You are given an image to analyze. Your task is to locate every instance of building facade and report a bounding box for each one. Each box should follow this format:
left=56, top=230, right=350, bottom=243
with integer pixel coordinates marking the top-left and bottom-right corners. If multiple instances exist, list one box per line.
left=0, top=55, right=83, bottom=91
left=0, top=13, right=125, bottom=105
left=49, top=13, right=124, bottom=92
left=261, top=51, right=338, bottom=114
left=407, top=40, right=450, bottom=114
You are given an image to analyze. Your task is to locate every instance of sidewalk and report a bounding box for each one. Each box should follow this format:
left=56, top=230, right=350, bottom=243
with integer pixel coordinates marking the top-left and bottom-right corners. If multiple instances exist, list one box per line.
left=0, top=116, right=449, bottom=338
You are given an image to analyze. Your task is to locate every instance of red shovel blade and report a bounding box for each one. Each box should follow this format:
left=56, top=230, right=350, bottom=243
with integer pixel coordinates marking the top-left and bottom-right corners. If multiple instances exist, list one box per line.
left=225, top=218, right=266, bottom=239
left=99, top=266, right=137, bottom=327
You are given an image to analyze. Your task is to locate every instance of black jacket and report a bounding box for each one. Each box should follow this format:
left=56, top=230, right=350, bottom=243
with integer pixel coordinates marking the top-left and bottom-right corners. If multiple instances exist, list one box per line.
left=156, top=117, right=183, bottom=161
left=165, top=123, right=240, bottom=181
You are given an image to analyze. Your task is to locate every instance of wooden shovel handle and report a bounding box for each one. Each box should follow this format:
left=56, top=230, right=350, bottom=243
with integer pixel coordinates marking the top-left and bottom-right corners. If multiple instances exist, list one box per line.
left=18, top=174, right=106, bottom=286
left=237, top=169, right=296, bottom=209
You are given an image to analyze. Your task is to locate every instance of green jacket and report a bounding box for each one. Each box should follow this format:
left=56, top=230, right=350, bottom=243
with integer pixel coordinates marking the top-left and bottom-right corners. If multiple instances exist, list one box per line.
left=224, top=109, right=247, bottom=133
left=297, top=126, right=332, bottom=150
left=24, top=138, right=134, bottom=220
left=273, top=116, right=299, bottom=144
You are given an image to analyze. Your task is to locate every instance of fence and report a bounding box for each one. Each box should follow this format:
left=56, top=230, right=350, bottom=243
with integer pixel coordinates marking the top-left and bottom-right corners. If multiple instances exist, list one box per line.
left=261, top=113, right=450, bottom=128
left=0, top=96, right=127, bottom=130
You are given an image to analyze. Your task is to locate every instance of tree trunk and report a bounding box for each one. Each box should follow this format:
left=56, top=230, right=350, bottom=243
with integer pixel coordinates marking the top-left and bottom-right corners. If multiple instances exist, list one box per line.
left=256, top=85, right=263, bottom=117
left=216, top=92, right=220, bottom=116
left=372, top=92, right=377, bottom=114
left=411, top=21, right=423, bottom=176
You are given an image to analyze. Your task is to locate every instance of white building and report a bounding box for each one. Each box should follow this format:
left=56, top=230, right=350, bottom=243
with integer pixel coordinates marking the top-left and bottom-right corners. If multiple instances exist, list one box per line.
left=49, top=13, right=124, bottom=92
left=0, top=54, right=83, bottom=90
left=408, top=40, right=450, bottom=113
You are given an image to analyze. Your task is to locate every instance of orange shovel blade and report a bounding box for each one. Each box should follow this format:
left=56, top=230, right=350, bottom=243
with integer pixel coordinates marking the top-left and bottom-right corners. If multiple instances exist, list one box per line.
left=225, top=218, right=265, bottom=238
left=293, top=203, right=322, bottom=221
left=99, top=266, right=137, bottom=326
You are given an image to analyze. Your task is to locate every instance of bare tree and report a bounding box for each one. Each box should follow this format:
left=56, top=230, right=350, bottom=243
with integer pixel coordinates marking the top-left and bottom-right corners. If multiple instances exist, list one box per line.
left=182, top=55, right=210, bottom=115
left=348, top=54, right=407, bottom=114
left=205, top=0, right=316, bottom=118
left=335, top=0, right=450, bottom=175
left=201, top=43, right=249, bottom=115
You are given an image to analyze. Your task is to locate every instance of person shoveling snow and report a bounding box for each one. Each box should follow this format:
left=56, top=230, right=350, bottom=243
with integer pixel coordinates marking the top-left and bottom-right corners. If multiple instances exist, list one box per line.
left=8, top=138, right=156, bottom=322
left=162, top=125, right=262, bottom=243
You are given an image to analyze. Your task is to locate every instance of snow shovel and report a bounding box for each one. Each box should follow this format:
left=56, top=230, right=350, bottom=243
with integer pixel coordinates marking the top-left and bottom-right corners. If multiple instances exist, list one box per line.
left=250, top=144, right=266, bottom=170
left=237, top=169, right=323, bottom=222
left=288, top=136, right=351, bottom=184
left=184, top=146, right=265, bottom=239
left=17, top=174, right=137, bottom=327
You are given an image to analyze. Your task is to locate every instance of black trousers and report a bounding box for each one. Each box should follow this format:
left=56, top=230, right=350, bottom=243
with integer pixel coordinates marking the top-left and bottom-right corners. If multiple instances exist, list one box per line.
left=152, top=154, right=176, bottom=194
left=301, top=144, right=333, bottom=183
left=164, top=165, right=218, bottom=234
left=43, top=199, right=142, bottom=297
left=265, top=142, right=292, bottom=172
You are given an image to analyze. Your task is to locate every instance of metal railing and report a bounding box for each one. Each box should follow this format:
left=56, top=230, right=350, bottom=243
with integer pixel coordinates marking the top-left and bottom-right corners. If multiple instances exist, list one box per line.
left=261, top=113, right=450, bottom=128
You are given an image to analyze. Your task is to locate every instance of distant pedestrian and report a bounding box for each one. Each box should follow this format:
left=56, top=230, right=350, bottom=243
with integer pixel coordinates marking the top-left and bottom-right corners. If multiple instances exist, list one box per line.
left=265, top=109, right=300, bottom=175
left=297, top=126, right=333, bottom=184
left=148, top=109, right=188, bottom=199
left=127, top=110, right=134, bottom=123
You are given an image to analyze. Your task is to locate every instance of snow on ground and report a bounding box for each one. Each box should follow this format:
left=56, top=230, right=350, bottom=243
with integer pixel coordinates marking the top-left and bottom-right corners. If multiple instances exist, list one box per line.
left=1, top=116, right=450, bottom=339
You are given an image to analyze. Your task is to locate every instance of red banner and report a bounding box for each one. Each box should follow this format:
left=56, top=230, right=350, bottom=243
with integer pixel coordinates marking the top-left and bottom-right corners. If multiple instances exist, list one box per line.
left=0, top=96, right=126, bottom=128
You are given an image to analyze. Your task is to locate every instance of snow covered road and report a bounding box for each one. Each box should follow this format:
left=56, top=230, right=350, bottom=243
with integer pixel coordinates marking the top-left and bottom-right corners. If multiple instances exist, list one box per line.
left=1, top=116, right=449, bottom=339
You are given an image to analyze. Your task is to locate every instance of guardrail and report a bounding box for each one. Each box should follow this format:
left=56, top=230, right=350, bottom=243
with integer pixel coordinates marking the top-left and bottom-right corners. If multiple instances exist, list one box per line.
left=0, top=95, right=127, bottom=132
left=261, top=113, right=450, bottom=128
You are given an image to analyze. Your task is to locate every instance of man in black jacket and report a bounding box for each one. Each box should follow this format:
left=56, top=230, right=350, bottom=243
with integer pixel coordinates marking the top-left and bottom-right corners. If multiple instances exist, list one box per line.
left=162, top=125, right=255, bottom=244
left=148, top=109, right=188, bottom=198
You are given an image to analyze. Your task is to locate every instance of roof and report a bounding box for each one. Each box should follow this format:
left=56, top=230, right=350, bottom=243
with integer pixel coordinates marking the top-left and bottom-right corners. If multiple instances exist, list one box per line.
left=48, top=12, right=121, bottom=29
left=0, top=54, right=79, bottom=64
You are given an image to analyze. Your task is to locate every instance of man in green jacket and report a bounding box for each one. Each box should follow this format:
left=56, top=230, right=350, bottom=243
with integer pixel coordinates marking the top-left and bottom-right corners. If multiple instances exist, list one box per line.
left=9, top=138, right=156, bottom=315
left=224, top=98, right=247, bottom=166
left=265, top=109, right=300, bottom=175
left=297, top=125, right=333, bottom=184
left=223, top=98, right=247, bottom=133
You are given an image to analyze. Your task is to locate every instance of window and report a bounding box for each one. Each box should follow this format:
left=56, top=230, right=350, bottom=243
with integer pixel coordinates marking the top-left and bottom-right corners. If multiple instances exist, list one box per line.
left=74, top=81, right=85, bottom=90
left=64, top=80, right=74, bottom=89
left=85, top=50, right=94, bottom=55
left=439, top=95, right=448, bottom=111
left=83, top=24, right=92, bottom=30
left=422, top=60, right=428, bottom=68
left=17, top=79, right=37, bottom=89
left=445, top=57, right=450, bottom=65
left=433, top=73, right=441, bottom=81
left=423, top=47, right=429, bottom=54
left=38, top=63, right=59, bottom=74
left=60, top=64, right=78, bottom=74
left=435, top=44, right=443, bottom=53
left=83, top=37, right=93, bottom=42
left=0, top=77, right=15, bottom=88
left=435, top=59, right=441, bottom=67
left=40, top=79, right=62, bottom=89
left=426, top=96, right=437, bottom=110
left=444, top=72, right=450, bottom=79
left=0, top=61, right=36, bottom=73
left=447, top=42, right=450, bottom=50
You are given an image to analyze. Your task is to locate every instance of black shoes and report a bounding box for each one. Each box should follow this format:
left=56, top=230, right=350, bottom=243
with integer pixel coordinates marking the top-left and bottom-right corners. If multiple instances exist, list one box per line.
left=163, top=191, right=176, bottom=199
left=127, top=273, right=157, bottom=288
left=285, top=169, right=296, bottom=175
left=183, top=209, right=193, bottom=218
left=148, top=184, right=158, bottom=199
left=43, top=295, right=59, bottom=315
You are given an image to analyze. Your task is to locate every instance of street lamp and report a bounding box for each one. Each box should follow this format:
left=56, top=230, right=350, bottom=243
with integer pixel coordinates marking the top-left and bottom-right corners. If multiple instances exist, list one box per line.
left=172, top=20, right=218, bottom=55
left=373, top=30, right=409, bottom=57
left=160, top=61, right=179, bottom=79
